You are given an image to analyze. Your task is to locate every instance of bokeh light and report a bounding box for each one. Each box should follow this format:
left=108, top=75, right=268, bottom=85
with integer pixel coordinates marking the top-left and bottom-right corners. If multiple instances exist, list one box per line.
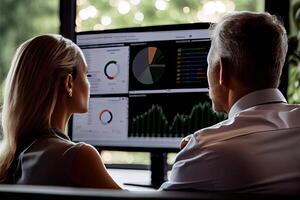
left=155, top=0, right=168, bottom=11
left=204, top=0, right=226, bottom=14
left=79, top=5, right=97, bottom=20
left=197, top=0, right=235, bottom=22
left=135, top=12, right=144, bottom=21
left=130, top=0, right=141, bottom=5
left=118, top=0, right=131, bottom=15
left=183, top=6, right=190, bottom=14
left=101, top=16, right=112, bottom=26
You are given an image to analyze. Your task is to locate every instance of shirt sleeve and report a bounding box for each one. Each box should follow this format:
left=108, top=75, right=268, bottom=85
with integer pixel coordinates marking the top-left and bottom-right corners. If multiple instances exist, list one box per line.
left=159, top=134, right=218, bottom=191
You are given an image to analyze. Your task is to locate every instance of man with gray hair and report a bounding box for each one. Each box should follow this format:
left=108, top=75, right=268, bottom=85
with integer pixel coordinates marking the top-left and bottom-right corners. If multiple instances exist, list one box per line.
left=160, top=11, right=300, bottom=195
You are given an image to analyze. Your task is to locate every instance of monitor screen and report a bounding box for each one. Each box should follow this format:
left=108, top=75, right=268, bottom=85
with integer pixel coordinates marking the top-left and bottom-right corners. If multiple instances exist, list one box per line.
left=70, top=23, right=227, bottom=150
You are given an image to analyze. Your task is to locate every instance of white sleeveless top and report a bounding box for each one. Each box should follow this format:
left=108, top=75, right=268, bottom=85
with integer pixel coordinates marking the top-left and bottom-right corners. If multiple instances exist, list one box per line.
left=13, top=129, right=85, bottom=186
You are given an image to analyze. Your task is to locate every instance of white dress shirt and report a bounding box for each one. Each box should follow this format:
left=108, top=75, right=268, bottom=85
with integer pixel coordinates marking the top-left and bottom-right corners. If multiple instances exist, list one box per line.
left=160, top=88, right=300, bottom=195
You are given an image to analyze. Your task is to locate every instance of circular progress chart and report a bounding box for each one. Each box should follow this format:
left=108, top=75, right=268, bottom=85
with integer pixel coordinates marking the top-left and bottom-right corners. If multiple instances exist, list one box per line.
left=132, top=47, right=166, bottom=85
left=104, top=61, right=120, bottom=80
left=99, top=109, right=113, bottom=125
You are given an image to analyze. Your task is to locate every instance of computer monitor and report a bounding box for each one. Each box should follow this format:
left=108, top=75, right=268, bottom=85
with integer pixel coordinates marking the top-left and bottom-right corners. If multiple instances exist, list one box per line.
left=70, top=23, right=227, bottom=151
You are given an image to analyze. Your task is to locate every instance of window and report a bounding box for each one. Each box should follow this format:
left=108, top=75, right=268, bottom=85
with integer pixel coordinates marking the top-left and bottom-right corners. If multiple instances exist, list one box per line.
left=75, top=0, right=265, bottom=166
left=288, top=0, right=300, bottom=104
left=76, top=0, right=264, bottom=32
left=0, top=0, right=59, bottom=101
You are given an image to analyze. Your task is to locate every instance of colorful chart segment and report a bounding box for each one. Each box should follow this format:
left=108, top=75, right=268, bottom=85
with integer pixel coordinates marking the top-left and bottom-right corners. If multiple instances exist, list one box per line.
left=176, top=47, right=208, bottom=84
left=132, top=47, right=166, bottom=85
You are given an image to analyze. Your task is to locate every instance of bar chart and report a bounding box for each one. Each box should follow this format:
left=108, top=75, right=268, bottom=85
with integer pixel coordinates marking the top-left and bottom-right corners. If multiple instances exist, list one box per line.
left=176, top=47, right=209, bottom=85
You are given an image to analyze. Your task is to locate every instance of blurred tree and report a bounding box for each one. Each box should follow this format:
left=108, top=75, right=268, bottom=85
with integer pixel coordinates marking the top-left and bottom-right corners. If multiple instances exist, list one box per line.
left=288, top=0, right=300, bottom=104
left=76, top=0, right=264, bottom=32
left=0, top=0, right=59, bottom=99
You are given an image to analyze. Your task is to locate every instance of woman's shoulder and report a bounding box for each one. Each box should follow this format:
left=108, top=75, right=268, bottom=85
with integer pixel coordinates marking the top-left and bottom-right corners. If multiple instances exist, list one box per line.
left=69, top=143, right=122, bottom=189
left=26, top=128, right=87, bottom=157
left=70, top=143, right=100, bottom=161
left=22, top=129, right=121, bottom=188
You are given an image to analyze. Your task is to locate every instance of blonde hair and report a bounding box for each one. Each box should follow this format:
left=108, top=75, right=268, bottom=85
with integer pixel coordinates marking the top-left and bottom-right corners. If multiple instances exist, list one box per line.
left=0, top=34, right=81, bottom=181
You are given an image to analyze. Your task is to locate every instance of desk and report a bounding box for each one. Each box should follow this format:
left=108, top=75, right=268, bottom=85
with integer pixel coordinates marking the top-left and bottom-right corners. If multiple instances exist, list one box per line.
left=108, top=168, right=157, bottom=191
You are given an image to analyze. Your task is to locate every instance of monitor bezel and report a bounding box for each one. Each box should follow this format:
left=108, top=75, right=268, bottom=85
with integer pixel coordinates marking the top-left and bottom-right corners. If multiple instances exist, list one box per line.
left=75, top=22, right=211, bottom=36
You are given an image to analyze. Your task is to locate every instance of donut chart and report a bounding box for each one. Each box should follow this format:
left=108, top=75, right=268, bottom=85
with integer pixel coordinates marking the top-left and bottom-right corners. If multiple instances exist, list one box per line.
left=99, top=109, right=113, bottom=125
left=104, top=60, right=120, bottom=80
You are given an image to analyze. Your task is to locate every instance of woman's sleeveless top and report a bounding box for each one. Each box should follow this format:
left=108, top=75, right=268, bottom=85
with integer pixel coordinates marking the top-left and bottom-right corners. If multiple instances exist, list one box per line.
left=11, top=129, right=85, bottom=186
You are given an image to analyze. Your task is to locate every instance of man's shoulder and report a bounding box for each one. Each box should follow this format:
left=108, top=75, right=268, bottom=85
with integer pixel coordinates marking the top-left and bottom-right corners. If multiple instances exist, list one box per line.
left=193, top=104, right=300, bottom=147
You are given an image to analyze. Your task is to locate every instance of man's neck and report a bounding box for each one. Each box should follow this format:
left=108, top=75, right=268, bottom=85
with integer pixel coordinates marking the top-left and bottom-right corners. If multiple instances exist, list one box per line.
left=226, top=84, right=255, bottom=113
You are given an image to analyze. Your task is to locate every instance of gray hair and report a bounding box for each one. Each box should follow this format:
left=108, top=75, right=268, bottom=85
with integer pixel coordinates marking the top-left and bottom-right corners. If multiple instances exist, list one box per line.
left=210, top=11, right=288, bottom=89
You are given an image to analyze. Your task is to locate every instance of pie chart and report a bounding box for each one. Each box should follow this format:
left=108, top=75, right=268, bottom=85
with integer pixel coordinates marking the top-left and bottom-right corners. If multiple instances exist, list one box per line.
left=132, top=47, right=166, bottom=85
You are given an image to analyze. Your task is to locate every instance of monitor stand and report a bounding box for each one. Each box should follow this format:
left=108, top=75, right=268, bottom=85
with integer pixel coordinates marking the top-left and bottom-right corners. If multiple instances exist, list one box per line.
left=124, top=152, right=168, bottom=189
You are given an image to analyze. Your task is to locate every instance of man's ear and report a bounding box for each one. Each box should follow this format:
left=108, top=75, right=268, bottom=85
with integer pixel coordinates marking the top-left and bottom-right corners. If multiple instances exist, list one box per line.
left=219, top=57, right=230, bottom=87
left=64, top=74, right=74, bottom=95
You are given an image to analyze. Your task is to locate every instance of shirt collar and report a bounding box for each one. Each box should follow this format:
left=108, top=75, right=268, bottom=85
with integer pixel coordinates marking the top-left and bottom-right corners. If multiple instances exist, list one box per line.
left=228, top=88, right=287, bottom=119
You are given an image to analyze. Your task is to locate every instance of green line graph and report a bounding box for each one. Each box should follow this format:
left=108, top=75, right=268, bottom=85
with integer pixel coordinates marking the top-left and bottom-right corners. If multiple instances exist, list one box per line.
left=130, top=102, right=227, bottom=138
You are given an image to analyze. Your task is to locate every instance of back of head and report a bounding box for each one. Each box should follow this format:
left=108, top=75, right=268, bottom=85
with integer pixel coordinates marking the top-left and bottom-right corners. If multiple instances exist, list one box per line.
left=0, top=34, right=80, bottom=181
left=211, top=11, right=288, bottom=89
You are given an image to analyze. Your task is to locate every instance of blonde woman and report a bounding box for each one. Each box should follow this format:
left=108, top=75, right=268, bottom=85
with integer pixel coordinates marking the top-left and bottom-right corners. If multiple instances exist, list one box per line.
left=0, top=34, right=121, bottom=189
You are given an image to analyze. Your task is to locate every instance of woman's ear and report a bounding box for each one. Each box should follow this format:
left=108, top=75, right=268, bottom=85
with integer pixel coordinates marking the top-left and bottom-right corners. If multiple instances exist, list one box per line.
left=64, top=74, right=74, bottom=97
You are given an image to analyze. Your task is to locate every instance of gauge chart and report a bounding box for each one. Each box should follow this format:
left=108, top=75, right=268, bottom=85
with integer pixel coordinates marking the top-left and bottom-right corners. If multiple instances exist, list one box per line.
left=99, top=109, right=113, bottom=125
left=132, top=47, right=166, bottom=85
left=81, top=46, right=129, bottom=95
left=104, top=61, right=120, bottom=80
left=72, top=97, right=128, bottom=141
